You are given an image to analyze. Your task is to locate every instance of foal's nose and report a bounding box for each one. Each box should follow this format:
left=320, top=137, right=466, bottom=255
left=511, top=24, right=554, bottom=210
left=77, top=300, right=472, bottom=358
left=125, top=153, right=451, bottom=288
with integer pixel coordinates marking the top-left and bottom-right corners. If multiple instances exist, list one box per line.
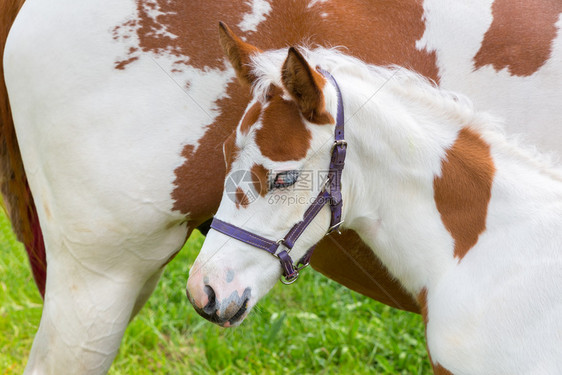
left=186, top=278, right=251, bottom=327
left=185, top=284, right=221, bottom=323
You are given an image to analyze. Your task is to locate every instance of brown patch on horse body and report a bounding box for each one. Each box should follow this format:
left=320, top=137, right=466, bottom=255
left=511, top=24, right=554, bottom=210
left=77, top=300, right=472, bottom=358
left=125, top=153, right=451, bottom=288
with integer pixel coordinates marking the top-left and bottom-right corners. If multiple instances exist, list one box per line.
left=126, top=0, right=438, bottom=312
left=235, top=187, right=250, bottom=209
left=239, top=102, right=261, bottom=135
left=251, top=164, right=269, bottom=197
left=473, top=0, right=562, bottom=76
left=256, top=96, right=312, bottom=162
left=434, top=128, right=495, bottom=260
left=122, top=1, right=253, bottom=70
left=120, top=0, right=439, bottom=77
left=251, top=0, right=439, bottom=80
left=171, top=82, right=251, bottom=220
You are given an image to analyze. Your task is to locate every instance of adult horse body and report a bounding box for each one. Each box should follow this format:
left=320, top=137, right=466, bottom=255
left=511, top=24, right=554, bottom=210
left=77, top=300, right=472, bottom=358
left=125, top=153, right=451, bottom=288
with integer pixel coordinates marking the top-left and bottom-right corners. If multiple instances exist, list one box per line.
left=188, top=31, right=562, bottom=374
left=1, top=0, right=562, bottom=373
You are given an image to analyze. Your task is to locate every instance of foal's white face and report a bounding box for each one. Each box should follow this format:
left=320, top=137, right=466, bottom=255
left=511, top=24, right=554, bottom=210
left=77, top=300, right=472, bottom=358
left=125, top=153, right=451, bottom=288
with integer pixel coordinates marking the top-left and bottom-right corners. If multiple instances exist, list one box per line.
left=186, top=25, right=338, bottom=326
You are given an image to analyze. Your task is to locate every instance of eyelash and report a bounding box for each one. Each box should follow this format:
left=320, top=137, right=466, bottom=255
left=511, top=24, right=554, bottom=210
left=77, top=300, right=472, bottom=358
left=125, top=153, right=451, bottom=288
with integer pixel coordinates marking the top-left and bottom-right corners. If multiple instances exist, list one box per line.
left=271, top=170, right=299, bottom=189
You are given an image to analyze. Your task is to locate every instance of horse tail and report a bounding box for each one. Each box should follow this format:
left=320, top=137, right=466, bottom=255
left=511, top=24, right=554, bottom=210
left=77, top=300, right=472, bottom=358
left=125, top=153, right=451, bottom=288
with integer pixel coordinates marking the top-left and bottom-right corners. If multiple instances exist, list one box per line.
left=1, top=0, right=46, bottom=298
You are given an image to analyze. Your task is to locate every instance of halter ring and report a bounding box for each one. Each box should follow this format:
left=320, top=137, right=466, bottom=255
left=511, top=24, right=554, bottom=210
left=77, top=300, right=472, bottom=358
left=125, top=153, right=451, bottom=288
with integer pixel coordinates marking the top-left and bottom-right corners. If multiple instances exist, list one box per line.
left=280, top=271, right=299, bottom=284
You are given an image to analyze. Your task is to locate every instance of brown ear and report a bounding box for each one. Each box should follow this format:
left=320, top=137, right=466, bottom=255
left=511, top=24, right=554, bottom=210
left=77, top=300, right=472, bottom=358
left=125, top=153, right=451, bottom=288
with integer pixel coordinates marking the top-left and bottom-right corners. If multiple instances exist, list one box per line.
left=281, top=47, right=334, bottom=124
left=219, top=22, right=261, bottom=86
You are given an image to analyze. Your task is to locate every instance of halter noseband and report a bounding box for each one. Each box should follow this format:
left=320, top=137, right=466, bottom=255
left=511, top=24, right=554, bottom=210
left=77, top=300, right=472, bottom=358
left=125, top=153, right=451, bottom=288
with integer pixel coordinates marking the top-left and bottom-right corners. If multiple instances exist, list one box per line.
left=210, top=68, right=346, bottom=284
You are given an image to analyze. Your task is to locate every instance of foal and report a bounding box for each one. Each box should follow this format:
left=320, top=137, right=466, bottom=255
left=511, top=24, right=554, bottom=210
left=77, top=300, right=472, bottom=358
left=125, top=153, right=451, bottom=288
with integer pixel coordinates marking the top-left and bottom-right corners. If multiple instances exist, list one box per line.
left=187, top=26, right=562, bottom=374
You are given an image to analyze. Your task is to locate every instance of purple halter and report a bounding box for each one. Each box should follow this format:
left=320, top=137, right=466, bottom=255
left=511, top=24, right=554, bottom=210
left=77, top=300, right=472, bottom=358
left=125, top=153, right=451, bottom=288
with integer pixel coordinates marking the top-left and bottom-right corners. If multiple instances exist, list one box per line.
left=210, top=68, right=346, bottom=284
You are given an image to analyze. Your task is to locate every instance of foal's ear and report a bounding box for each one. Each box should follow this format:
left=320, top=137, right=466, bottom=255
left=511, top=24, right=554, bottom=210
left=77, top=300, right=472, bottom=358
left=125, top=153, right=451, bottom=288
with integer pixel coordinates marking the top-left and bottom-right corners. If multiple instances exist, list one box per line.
left=281, top=47, right=334, bottom=124
left=219, top=22, right=261, bottom=86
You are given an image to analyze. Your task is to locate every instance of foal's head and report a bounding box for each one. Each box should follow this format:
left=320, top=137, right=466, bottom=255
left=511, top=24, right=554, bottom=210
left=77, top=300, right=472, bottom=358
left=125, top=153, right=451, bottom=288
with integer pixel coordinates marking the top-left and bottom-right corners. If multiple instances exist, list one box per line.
left=186, top=24, right=341, bottom=326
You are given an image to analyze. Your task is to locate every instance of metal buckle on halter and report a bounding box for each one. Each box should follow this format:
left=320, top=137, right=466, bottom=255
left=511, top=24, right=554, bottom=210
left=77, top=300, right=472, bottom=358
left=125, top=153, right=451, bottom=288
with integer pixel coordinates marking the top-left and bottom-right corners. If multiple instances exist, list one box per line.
left=331, top=139, right=347, bottom=152
left=327, top=220, right=344, bottom=235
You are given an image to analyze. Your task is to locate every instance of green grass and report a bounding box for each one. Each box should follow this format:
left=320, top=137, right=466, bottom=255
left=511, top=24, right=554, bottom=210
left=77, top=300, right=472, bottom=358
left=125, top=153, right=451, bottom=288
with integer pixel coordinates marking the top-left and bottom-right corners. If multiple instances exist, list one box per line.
left=0, top=210, right=430, bottom=374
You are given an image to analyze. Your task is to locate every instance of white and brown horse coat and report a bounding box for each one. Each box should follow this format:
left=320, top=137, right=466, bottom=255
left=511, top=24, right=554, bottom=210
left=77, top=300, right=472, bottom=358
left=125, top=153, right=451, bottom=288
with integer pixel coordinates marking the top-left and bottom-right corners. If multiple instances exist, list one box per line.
left=1, top=0, right=562, bottom=373
left=189, top=43, right=562, bottom=374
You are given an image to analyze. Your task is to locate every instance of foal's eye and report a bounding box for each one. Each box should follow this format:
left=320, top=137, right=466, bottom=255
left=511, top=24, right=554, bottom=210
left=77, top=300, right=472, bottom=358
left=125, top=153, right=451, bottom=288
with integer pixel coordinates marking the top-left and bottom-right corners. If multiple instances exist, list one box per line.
left=271, top=170, right=300, bottom=189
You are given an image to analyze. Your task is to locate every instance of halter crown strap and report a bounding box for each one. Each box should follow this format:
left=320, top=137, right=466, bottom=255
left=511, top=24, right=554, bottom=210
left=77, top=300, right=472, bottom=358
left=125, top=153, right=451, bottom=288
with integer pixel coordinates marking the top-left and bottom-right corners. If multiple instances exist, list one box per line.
left=318, top=67, right=346, bottom=233
left=209, top=67, right=346, bottom=283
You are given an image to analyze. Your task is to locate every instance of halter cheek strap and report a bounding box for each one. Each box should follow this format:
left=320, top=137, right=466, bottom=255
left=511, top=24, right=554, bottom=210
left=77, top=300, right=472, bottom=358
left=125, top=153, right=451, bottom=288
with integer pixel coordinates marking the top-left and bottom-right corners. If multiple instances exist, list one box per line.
left=210, top=68, right=346, bottom=284
left=323, top=66, right=346, bottom=231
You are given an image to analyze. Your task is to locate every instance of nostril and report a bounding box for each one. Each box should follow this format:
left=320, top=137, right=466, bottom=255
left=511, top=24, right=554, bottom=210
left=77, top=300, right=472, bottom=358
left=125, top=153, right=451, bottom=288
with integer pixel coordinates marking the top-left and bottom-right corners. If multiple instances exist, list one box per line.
left=228, top=297, right=249, bottom=325
left=203, top=285, right=217, bottom=315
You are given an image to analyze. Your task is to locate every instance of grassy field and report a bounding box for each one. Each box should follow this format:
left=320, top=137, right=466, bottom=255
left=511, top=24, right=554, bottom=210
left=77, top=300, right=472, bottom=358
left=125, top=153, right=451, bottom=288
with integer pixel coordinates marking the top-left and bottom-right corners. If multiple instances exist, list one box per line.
left=0, top=210, right=430, bottom=374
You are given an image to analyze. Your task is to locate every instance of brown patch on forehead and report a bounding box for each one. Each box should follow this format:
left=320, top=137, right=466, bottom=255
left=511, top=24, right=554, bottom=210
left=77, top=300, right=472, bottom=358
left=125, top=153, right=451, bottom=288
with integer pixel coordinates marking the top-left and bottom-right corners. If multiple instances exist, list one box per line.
left=473, top=0, right=562, bottom=76
left=251, top=164, right=269, bottom=197
left=255, top=96, right=312, bottom=162
left=434, top=128, right=495, bottom=260
left=235, top=187, right=250, bottom=209
left=239, top=102, right=262, bottom=135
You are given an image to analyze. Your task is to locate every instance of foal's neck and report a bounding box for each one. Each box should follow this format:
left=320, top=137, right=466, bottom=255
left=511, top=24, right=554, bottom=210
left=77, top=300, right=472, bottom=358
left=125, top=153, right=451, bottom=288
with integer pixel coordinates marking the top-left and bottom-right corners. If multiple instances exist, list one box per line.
left=338, top=74, right=495, bottom=295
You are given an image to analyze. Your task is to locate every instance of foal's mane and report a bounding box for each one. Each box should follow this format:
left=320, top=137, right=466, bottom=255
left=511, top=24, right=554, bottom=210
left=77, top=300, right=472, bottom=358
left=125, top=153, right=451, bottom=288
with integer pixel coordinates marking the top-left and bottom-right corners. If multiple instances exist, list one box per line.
left=249, top=46, right=562, bottom=181
left=250, top=46, right=474, bottom=120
